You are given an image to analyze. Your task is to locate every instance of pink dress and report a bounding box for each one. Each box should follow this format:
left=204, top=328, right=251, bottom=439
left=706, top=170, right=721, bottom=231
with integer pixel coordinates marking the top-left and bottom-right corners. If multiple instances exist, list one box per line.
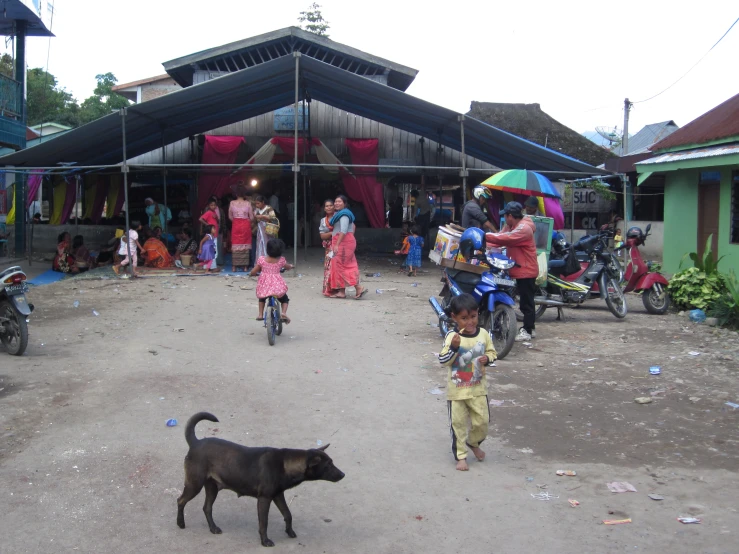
left=256, top=256, right=288, bottom=299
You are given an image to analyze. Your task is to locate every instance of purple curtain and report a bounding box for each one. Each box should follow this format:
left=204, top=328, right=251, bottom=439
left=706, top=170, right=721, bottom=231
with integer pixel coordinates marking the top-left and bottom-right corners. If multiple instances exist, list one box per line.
left=60, top=177, right=78, bottom=224
left=91, top=176, right=108, bottom=224
left=27, top=171, right=43, bottom=205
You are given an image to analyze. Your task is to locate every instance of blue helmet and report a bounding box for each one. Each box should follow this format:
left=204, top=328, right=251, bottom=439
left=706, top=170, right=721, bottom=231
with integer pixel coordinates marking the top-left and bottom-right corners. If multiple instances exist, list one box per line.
left=459, top=227, right=486, bottom=258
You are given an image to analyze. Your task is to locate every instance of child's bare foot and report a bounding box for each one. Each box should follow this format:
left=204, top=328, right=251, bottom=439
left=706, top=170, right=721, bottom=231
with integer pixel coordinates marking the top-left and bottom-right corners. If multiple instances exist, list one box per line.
left=112, top=265, right=120, bottom=275
left=456, top=459, right=469, bottom=471
left=470, top=446, right=486, bottom=462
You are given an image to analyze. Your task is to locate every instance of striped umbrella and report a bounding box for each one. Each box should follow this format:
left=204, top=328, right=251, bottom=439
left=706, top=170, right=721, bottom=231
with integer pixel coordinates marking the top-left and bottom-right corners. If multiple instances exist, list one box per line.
left=481, top=169, right=561, bottom=198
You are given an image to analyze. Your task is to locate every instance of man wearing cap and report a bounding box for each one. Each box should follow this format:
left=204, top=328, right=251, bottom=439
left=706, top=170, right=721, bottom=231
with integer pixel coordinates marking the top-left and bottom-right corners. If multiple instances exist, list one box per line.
left=524, top=196, right=543, bottom=217
left=486, top=201, right=538, bottom=342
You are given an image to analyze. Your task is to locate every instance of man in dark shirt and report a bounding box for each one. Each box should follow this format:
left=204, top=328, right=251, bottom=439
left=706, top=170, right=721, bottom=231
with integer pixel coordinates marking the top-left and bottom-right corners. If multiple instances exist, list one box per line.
left=461, top=186, right=497, bottom=232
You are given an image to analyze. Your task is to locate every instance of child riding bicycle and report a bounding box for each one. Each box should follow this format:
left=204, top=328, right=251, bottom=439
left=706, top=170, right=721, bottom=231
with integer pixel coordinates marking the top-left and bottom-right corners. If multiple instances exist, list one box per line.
left=249, top=238, right=294, bottom=323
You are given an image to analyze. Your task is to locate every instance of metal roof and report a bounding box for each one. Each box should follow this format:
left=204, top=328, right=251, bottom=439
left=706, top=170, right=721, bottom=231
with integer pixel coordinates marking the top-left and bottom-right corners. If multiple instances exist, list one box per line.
left=163, top=27, right=418, bottom=91
left=652, top=93, right=739, bottom=151
left=0, top=55, right=607, bottom=176
left=614, top=120, right=679, bottom=156
left=0, top=0, right=54, bottom=37
left=638, top=143, right=739, bottom=165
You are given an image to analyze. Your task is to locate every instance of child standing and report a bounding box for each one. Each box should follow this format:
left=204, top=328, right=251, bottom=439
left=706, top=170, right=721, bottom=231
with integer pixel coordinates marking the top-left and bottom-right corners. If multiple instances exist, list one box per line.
left=113, top=220, right=143, bottom=276
left=249, top=238, right=294, bottom=323
left=438, top=293, right=497, bottom=471
left=197, top=225, right=217, bottom=273
left=405, top=224, right=424, bottom=277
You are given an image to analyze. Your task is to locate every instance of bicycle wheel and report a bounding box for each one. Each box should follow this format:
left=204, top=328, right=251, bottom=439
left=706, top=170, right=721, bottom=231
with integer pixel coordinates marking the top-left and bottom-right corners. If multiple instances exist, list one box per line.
left=266, top=305, right=277, bottom=345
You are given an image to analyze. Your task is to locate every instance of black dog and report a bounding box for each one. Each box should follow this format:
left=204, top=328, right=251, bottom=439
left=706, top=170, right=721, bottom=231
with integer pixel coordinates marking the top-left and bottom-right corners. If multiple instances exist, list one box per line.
left=176, top=412, right=345, bottom=547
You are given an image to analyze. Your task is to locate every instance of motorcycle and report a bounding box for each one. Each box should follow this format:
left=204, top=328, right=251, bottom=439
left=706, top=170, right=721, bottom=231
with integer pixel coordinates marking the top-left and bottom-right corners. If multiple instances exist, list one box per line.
left=0, top=266, right=33, bottom=356
left=619, top=224, right=670, bottom=314
left=533, top=230, right=627, bottom=319
left=429, top=247, right=518, bottom=359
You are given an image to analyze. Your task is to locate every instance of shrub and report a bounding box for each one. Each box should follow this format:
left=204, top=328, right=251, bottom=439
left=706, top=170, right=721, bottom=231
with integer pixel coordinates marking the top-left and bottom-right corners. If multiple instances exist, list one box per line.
left=708, top=270, right=739, bottom=329
left=668, top=267, right=726, bottom=310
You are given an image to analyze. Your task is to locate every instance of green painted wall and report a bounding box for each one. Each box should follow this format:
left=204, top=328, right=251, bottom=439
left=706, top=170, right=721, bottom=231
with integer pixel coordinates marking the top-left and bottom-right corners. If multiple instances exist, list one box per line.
left=718, top=167, right=739, bottom=275
left=663, top=169, right=698, bottom=275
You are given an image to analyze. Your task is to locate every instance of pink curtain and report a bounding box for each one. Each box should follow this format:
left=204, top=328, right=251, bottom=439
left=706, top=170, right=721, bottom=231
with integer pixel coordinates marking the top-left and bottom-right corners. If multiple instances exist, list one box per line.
left=91, top=175, right=108, bottom=224
left=112, top=175, right=125, bottom=218
left=60, top=177, right=78, bottom=224
left=341, top=139, right=385, bottom=228
left=27, top=170, right=43, bottom=205
left=271, top=137, right=320, bottom=159
left=543, top=197, right=564, bottom=230
left=197, top=136, right=245, bottom=213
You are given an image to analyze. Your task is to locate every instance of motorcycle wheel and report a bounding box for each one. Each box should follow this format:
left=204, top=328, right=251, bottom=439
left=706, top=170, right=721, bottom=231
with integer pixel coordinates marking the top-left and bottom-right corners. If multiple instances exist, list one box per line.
left=513, top=286, right=547, bottom=322
left=0, top=300, right=29, bottom=356
left=604, top=278, right=628, bottom=319
left=643, top=284, right=670, bottom=315
left=438, top=292, right=452, bottom=337
left=483, top=304, right=517, bottom=360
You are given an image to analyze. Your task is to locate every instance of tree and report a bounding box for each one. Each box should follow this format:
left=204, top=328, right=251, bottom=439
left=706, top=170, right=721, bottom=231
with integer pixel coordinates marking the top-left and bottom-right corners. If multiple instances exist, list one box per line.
left=26, top=67, right=80, bottom=127
left=78, top=72, right=130, bottom=125
left=0, top=53, right=14, bottom=78
left=298, top=3, right=330, bottom=37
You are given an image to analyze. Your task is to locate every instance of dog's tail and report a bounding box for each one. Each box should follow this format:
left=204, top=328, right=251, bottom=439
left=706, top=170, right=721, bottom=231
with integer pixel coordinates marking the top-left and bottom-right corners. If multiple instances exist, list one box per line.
left=185, top=412, right=219, bottom=447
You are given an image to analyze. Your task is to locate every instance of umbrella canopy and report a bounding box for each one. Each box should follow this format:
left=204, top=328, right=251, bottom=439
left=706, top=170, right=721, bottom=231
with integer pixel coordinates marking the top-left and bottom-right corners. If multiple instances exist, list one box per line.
left=481, top=169, right=561, bottom=198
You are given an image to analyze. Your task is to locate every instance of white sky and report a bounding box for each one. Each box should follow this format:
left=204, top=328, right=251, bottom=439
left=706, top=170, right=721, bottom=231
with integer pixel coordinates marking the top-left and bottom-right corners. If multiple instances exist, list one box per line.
left=6, top=0, right=739, bottom=136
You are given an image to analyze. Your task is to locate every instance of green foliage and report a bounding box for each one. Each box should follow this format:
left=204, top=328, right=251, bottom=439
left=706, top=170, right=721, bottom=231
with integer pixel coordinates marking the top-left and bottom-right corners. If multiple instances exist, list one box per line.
left=564, top=180, right=616, bottom=201
left=78, top=73, right=130, bottom=125
left=679, top=234, right=724, bottom=273
left=708, top=270, right=739, bottom=329
left=667, top=267, right=727, bottom=310
left=648, top=261, right=662, bottom=274
left=26, top=67, right=80, bottom=127
left=298, top=3, right=330, bottom=36
left=0, top=53, right=14, bottom=78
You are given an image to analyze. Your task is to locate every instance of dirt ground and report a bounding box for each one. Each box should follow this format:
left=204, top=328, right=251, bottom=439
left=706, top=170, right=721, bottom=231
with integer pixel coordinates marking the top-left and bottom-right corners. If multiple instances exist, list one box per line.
left=1, top=249, right=738, bottom=553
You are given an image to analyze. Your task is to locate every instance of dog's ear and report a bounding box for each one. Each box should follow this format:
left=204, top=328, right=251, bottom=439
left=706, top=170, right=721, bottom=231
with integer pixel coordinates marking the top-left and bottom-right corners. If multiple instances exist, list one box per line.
left=316, top=443, right=330, bottom=452
left=307, top=454, right=323, bottom=468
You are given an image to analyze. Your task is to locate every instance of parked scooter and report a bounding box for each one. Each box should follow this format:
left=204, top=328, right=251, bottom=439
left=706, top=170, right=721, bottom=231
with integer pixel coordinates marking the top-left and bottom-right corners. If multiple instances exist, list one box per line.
left=429, top=228, right=518, bottom=359
left=0, top=266, right=33, bottom=356
left=618, top=224, right=670, bottom=314
left=533, top=230, right=627, bottom=319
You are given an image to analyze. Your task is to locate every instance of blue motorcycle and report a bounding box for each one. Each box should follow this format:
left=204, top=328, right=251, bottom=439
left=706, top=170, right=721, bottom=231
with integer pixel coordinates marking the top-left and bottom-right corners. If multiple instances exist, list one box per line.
left=429, top=228, right=518, bottom=359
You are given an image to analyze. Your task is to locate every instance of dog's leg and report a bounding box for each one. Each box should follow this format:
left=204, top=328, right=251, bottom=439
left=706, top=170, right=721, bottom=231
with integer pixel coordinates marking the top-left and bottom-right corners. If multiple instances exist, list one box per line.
left=257, top=496, right=274, bottom=547
left=177, top=481, right=204, bottom=529
left=273, top=492, right=296, bottom=538
left=202, top=479, right=222, bottom=534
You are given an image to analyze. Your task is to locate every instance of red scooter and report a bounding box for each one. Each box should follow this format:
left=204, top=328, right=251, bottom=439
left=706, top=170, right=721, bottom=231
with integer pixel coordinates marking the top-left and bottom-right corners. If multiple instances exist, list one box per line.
left=619, top=224, right=671, bottom=314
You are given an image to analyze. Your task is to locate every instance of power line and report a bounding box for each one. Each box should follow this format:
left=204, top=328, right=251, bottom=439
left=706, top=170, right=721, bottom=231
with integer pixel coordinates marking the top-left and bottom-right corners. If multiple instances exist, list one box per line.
left=634, top=15, right=739, bottom=104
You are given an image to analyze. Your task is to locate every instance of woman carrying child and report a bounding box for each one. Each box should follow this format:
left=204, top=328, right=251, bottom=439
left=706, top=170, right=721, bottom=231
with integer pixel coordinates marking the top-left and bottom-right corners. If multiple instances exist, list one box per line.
left=249, top=238, right=294, bottom=323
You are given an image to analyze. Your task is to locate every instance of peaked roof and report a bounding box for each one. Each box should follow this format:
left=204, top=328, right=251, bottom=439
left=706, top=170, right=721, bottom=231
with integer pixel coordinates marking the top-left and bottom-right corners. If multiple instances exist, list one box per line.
left=163, top=26, right=418, bottom=91
left=112, top=74, right=174, bottom=91
left=0, top=55, right=606, bottom=176
left=614, top=120, right=679, bottom=156
left=652, top=93, right=739, bottom=151
left=467, top=102, right=615, bottom=167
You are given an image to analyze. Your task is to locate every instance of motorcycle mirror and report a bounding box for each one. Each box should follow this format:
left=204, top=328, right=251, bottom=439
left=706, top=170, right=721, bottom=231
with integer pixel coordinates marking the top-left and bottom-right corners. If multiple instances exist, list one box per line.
left=645, top=223, right=652, bottom=234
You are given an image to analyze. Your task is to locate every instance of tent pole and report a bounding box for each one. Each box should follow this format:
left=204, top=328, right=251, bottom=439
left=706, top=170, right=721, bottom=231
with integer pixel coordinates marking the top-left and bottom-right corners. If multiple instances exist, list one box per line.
left=75, top=175, right=80, bottom=238
left=120, top=108, right=133, bottom=277
left=162, top=135, right=168, bottom=235
left=302, top=95, right=308, bottom=259
left=570, top=186, right=575, bottom=242
left=459, top=115, right=468, bottom=201
left=293, top=52, right=300, bottom=274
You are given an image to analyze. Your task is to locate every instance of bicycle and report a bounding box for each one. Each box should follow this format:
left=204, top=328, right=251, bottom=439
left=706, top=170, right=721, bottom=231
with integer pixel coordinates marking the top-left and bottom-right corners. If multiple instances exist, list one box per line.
left=263, top=295, right=284, bottom=346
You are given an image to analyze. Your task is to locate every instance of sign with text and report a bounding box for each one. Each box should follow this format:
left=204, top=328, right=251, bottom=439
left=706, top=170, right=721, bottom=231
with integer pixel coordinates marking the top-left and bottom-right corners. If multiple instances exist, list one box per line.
left=561, top=188, right=614, bottom=212
left=274, top=105, right=309, bottom=132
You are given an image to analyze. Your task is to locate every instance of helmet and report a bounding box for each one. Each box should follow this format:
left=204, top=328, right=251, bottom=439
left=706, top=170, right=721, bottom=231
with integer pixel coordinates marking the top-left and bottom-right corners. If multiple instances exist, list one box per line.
left=626, top=226, right=644, bottom=240
left=459, top=227, right=485, bottom=258
left=473, top=186, right=492, bottom=200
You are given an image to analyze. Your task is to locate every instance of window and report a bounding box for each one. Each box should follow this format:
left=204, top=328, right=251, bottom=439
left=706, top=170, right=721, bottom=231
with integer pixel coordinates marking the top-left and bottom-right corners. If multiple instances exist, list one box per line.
left=732, top=171, right=739, bottom=244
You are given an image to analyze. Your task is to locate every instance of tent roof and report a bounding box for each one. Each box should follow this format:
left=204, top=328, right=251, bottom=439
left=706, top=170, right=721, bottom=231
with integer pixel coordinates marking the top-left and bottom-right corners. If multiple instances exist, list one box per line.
left=0, top=0, right=54, bottom=37
left=0, top=55, right=608, bottom=177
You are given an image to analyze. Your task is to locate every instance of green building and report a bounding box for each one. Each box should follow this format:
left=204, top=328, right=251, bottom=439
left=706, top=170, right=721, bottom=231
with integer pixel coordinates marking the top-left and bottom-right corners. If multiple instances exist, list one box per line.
left=636, top=93, right=739, bottom=275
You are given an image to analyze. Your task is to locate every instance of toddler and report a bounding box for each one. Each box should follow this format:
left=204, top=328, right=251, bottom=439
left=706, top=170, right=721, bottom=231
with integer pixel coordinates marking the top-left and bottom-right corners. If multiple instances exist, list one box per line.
left=249, top=238, right=294, bottom=323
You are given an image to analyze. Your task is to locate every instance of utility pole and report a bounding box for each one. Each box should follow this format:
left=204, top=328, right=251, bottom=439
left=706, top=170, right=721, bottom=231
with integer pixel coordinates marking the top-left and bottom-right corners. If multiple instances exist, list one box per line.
left=622, top=98, right=633, bottom=228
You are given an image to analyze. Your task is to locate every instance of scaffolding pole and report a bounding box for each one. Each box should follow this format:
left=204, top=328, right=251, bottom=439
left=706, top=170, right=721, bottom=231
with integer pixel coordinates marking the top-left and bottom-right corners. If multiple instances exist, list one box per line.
left=292, top=52, right=300, bottom=273
left=120, top=108, right=133, bottom=277
left=459, top=115, right=468, bottom=201
left=162, top=135, right=168, bottom=234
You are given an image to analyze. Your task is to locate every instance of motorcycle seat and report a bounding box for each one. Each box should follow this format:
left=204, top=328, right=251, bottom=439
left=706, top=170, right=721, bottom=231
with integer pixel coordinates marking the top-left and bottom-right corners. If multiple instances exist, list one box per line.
left=447, top=269, right=482, bottom=294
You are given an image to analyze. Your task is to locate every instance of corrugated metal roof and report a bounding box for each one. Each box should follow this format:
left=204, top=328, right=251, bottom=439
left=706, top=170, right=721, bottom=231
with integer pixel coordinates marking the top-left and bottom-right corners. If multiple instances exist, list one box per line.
left=638, top=144, right=739, bottom=165
left=652, top=93, right=739, bottom=151
left=614, top=120, right=679, bottom=156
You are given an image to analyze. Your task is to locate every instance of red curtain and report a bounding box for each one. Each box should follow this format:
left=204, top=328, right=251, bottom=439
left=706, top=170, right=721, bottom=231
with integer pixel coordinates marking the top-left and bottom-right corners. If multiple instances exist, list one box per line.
left=197, top=136, right=245, bottom=213
left=341, top=139, right=385, bottom=228
left=271, top=137, right=320, bottom=158
left=91, top=175, right=108, bottom=224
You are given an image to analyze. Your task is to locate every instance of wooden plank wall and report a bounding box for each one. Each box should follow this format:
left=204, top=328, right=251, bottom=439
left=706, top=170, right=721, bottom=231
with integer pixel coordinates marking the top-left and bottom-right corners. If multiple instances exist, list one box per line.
left=127, top=100, right=498, bottom=173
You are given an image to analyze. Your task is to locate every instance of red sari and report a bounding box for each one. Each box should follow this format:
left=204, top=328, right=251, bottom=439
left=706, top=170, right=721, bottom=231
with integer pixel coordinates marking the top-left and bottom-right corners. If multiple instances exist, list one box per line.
left=329, top=232, right=360, bottom=289
left=143, top=238, right=174, bottom=268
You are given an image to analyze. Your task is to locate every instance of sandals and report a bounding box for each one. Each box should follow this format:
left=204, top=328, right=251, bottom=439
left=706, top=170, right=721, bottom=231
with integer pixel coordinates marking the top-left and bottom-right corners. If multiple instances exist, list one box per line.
left=280, top=315, right=291, bottom=324
left=354, top=287, right=368, bottom=300
left=329, top=294, right=346, bottom=299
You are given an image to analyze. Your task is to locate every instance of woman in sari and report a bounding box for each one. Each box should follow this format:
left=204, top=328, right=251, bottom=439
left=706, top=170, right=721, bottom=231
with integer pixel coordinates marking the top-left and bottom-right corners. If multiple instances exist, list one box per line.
left=328, top=195, right=367, bottom=299
left=319, top=199, right=336, bottom=296
left=142, top=228, right=175, bottom=269
left=253, top=195, right=278, bottom=261
left=228, top=183, right=254, bottom=272
left=52, top=232, right=79, bottom=274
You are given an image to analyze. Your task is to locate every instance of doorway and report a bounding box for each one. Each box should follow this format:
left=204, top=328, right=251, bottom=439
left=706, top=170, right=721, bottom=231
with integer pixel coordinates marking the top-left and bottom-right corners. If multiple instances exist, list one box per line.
left=697, top=181, right=720, bottom=261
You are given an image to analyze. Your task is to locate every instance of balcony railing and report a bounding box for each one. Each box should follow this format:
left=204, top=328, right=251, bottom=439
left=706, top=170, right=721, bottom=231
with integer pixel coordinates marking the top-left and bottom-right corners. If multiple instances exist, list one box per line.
left=0, top=73, right=22, bottom=118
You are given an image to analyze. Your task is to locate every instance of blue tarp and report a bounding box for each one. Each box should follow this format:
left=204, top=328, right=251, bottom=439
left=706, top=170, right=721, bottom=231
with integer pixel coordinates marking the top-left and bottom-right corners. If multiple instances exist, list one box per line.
left=0, top=55, right=607, bottom=177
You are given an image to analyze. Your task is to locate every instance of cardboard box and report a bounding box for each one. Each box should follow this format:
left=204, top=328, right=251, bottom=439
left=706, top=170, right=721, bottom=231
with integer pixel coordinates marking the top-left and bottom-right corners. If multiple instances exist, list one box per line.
left=439, top=256, right=488, bottom=274
left=432, top=226, right=462, bottom=261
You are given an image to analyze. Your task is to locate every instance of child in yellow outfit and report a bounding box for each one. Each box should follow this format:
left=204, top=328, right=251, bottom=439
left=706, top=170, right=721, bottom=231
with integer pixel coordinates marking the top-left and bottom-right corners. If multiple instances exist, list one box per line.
left=439, top=293, right=497, bottom=471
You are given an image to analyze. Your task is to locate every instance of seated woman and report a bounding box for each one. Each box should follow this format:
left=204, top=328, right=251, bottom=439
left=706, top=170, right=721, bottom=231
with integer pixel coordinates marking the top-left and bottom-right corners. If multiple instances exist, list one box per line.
left=52, top=232, right=80, bottom=274
left=141, top=228, right=175, bottom=269
left=174, top=227, right=198, bottom=267
left=72, top=235, right=95, bottom=272
left=153, top=226, right=176, bottom=252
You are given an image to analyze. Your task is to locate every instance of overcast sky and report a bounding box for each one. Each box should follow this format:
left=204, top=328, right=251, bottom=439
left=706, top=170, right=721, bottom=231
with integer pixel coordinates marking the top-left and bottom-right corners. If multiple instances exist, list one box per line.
left=6, top=0, right=739, bottom=136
